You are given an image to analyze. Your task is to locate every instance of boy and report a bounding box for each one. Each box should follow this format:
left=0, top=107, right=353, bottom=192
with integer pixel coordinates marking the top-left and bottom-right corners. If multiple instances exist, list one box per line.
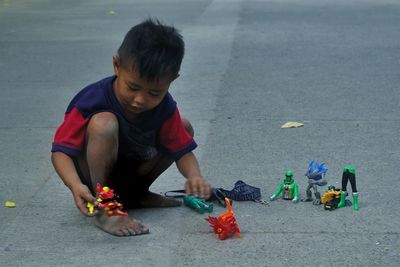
left=51, top=19, right=212, bottom=237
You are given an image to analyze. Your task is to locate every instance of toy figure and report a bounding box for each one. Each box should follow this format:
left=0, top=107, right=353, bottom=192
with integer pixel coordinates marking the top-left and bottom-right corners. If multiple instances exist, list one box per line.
left=338, top=166, right=359, bottom=211
left=96, top=183, right=128, bottom=217
left=270, top=170, right=299, bottom=203
left=302, top=161, right=328, bottom=205
left=321, top=185, right=342, bottom=210
left=87, top=202, right=95, bottom=215
left=205, top=197, right=241, bottom=240
left=183, top=195, right=213, bottom=214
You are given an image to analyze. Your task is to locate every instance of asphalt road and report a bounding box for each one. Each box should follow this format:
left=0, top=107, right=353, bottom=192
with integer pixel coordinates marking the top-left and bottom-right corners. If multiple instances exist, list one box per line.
left=1, top=0, right=399, bottom=266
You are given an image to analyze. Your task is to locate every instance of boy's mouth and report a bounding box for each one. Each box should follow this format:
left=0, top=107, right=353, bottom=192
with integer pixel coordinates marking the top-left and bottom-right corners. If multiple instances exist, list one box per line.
left=128, top=106, right=143, bottom=113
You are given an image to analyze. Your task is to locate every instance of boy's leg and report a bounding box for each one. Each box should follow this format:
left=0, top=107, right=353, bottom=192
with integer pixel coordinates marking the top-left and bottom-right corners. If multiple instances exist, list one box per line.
left=76, top=112, right=149, bottom=236
left=76, top=114, right=194, bottom=235
left=112, top=118, right=194, bottom=208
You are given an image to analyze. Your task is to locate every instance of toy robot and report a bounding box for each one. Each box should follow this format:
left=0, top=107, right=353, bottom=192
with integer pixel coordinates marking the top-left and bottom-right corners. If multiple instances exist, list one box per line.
left=205, top=197, right=241, bottom=240
left=302, top=161, right=328, bottom=205
left=338, top=166, right=359, bottom=211
left=270, top=170, right=299, bottom=203
left=96, top=183, right=128, bottom=217
left=321, top=185, right=342, bottom=210
left=183, top=195, right=213, bottom=214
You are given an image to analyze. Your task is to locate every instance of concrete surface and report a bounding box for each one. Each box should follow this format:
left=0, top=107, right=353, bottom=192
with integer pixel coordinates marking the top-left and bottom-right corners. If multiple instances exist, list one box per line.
left=1, top=0, right=399, bottom=266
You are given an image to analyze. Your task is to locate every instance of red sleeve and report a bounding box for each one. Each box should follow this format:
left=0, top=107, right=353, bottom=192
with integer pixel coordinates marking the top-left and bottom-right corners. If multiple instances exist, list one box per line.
left=158, top=108, right=197, bottom=160
left=51, top=107, right=89, bottom=156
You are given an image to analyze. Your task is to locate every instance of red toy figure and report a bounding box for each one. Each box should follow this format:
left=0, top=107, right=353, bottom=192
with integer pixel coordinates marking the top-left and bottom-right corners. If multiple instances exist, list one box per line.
left=96, top=183, right=128, bottom=217
left=205, top=197, right=241, bottom=240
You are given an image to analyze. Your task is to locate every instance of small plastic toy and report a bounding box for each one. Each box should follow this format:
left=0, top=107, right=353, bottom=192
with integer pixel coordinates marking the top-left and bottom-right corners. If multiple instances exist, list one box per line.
left=87, top=202, right=95, bottom=215
left=321, top=185, right=342, bottom=210
left=183, top=195, right=213, bottom=214
left=96, top=183, right=128, bottom=217
left=302, top=161, right=328, bottom=205
left=322, top=185, right=352, bottom=211
left=205, top=197, right=241, bottom=240
left=338, top=166, right=359, bottom=211
left=270, top=170, right=299, bottom=203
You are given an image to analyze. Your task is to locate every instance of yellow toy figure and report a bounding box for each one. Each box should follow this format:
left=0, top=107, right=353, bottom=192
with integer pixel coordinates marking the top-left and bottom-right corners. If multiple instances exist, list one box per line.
left=321, top=185, right=342, bottom=210
left=86, top=202, right=95, bottom=215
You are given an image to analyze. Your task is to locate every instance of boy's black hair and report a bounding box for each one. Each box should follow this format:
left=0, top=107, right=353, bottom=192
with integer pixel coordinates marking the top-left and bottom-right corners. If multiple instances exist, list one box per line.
left=117, top=19, right=184, bottom=81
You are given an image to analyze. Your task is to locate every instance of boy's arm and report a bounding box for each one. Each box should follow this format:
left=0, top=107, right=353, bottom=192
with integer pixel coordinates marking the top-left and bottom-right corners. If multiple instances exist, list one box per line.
left=51, top=152, right=96, bottom=216
left=176, top=151, right=211, bottom=199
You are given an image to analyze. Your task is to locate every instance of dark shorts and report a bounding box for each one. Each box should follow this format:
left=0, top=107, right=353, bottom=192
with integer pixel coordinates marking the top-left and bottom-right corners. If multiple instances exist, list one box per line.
left=73, top=155, right=157, bottom=208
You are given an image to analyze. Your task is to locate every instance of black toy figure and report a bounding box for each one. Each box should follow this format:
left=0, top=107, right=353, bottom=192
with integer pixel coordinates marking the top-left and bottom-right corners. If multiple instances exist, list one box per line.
left=338, top=166, right=359, bottom=211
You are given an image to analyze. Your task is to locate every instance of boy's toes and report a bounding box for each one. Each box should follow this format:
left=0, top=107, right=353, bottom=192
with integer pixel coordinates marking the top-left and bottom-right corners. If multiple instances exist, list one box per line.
left=127, top=219, right=149, bottom=235
left=127, top=228, right=138, bottom=236
left=139, top=225, right=149, bottom=235
left=131, top=223, right=149, bottom=235
left=95, top=213, right=149, bottom=236
left=120, top=228, right=131, bottom=236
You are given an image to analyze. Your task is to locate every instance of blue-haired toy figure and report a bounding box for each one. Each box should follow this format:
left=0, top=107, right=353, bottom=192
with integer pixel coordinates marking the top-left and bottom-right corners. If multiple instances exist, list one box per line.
left=302, top=161, right=328, bottom=205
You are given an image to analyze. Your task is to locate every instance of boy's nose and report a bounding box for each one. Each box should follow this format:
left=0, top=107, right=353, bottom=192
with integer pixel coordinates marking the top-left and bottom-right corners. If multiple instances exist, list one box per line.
left=133, top=92, right=145, bottom=106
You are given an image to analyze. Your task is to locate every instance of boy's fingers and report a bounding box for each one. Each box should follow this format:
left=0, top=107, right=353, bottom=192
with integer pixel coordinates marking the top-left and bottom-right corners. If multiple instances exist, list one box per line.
left=202, top=183, right=212, bottom=199
left=191, top=181, right=199, bottom=196
left=184, top=180, right=190, bottom=194
left=185, top=179, right=197, bottom=196
left=185, top=178, right=212, bottom=199
left=77, top=202, right=90, bottom=217
left=190, top=179, right=197, bottom=193
left=77, top=194, right=97, bottom=217
left=201, top=185, right=210, bottom=199
left=199, top=185, right=205, bottom=199
left=200, top=182, right=208, bottom=198
left=194, top=180, right=203, bottom=197
left=87, top=195, right=97, bottom=203
left=185, top=178, right=213, bottom=199
left=82, top=191, right=96, bottom=203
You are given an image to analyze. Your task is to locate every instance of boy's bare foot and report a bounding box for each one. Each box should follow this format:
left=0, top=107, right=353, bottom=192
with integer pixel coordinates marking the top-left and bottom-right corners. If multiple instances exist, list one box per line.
left=138, top=191, right=182, bottom=208
left=95, top=212, right=149, bottom=236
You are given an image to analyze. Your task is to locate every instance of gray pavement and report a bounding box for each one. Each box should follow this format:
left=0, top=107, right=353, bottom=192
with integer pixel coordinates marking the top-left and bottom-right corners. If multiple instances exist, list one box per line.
left=1, top=0, right=400, bottom=266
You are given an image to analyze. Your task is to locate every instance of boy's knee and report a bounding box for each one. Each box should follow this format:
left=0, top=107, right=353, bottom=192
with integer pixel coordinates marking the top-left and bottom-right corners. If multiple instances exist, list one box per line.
left=182, top=118, right=194, bottom=137
left=87, top=112, right=119, bottom=137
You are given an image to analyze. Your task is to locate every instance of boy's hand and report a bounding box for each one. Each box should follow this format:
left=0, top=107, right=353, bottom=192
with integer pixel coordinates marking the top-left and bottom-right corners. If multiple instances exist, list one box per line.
left=71, top=183, right=97, bottom=217
left=184, top=176, right=212, bottom=199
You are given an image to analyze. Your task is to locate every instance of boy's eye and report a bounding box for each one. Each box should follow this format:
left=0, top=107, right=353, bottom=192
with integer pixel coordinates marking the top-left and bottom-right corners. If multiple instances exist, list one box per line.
left=128, top=86, right=140, bottom=91
left=149, top=91, right=161, bottom=97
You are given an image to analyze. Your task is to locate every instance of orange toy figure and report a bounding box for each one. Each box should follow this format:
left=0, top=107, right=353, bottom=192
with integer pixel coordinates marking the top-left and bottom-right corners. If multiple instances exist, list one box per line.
left=205, top=197, right=241, bottom=240
left=96, top=183, right=128, bottom=217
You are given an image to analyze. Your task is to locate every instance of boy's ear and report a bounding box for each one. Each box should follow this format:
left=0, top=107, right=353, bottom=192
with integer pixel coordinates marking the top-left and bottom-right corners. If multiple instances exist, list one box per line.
left=112, top=55, right=120, bottom=75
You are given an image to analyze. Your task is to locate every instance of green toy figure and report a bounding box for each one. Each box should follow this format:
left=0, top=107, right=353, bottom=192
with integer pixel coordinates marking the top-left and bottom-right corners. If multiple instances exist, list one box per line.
left=338, top=166, right=359, bottom=211
left=183, top=195, right=213, bottom=214
left=270, top=170, right=299, bottom=203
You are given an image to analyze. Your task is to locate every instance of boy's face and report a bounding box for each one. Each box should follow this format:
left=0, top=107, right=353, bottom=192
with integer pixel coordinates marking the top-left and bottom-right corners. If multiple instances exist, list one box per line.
left=112, top=55, right=178, bottom=118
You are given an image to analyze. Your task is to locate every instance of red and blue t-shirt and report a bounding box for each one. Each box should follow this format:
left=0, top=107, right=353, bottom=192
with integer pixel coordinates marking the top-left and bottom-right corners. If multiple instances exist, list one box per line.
left=52, top=76, right=196, bottom=161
